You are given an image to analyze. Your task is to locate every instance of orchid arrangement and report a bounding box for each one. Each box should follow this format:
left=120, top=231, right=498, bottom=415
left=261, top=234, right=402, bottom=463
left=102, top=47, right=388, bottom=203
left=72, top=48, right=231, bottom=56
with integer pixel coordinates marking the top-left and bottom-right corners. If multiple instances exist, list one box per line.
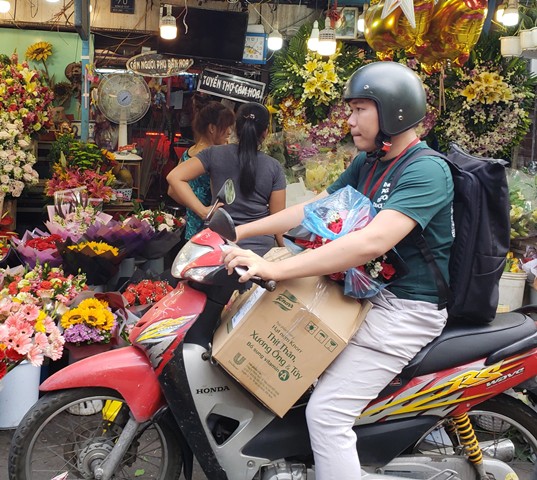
left=0, top=52, right=53, bottom=136
left=60, top=297, right=116, bottom=345
left=0, top=298, right=64, bottom=380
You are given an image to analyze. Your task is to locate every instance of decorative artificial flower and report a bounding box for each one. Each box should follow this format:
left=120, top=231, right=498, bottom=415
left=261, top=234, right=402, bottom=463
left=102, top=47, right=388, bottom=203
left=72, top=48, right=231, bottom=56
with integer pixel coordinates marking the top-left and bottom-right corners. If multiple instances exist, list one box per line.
left=123, top=279, right=174, bottom=306
left=60, top=297, right=116, bottom=345
left=0, top=298, right=64, bottom=379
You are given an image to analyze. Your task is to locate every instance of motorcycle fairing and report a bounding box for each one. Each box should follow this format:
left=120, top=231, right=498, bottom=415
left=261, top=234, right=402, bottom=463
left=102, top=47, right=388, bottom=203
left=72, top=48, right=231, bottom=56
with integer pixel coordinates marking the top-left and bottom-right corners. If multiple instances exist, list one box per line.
left=131, top=282, right=206, bottom=375
left=40, top=347, right=165, bottom=422
left=359, top=349, right=537, bottom=424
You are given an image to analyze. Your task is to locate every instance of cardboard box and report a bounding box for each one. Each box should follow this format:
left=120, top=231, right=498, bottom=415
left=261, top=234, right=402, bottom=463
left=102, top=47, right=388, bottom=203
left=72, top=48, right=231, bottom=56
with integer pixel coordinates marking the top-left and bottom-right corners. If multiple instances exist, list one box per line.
left=212, top=275, right=371, bottom=417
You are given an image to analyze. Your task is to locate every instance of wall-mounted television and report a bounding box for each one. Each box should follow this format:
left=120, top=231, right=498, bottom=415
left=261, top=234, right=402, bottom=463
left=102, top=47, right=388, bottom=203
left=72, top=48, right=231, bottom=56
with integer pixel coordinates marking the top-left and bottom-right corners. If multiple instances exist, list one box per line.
left=158, top=8, right=249, bottom=62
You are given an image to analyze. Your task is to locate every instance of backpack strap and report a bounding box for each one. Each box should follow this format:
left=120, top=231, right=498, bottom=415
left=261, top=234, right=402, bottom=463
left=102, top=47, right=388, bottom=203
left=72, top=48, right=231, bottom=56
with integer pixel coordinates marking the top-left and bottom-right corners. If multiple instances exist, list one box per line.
left=389, top=148, right=451, bottom=310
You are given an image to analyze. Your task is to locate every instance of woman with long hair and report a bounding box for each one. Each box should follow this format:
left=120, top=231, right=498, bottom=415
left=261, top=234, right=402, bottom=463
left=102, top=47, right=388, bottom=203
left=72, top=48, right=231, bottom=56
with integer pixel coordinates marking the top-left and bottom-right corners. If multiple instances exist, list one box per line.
left=167, top=102, right=286, bottom=255
left=177, top=94, right=235, bottom=240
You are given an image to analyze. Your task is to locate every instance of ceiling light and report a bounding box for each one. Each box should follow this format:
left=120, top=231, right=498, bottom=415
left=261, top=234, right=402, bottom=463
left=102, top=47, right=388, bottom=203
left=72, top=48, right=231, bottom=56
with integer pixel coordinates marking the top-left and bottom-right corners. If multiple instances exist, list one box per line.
left=502, top=0, right=519, bottom=26
left=267, top=29, right=283, bottom=51
left=0, top=1, right=9, bottom=13
left=307, top=21, right=320, bottom=51
left=160, top=4, right=177, bottom=40
left=495, top=3, right=505, bottom=22
left=357, top=5, right=368, bottom=33
left=317, top=26, right=337, bottom=56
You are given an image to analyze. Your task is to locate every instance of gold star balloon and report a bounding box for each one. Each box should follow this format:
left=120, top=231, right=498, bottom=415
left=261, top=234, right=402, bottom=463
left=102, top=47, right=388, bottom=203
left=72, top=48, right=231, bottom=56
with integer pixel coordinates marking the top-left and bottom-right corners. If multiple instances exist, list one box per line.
left=381, top=0, right=416, bottom=28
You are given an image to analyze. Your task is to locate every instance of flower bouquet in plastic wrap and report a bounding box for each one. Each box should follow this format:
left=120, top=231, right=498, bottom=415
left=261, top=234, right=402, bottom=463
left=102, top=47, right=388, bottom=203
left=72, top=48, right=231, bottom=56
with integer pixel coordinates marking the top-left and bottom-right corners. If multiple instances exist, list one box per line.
left=45, top=187, right=113, bottom=243
left=289, top=185, right=408, bottom=298
left=11, top=228, right=63, bottom=268
left=84, top=216, right=154, bottom=258
left=132, top=206, right=185, bottom=260
left=57, top=238, right=125, bottom=286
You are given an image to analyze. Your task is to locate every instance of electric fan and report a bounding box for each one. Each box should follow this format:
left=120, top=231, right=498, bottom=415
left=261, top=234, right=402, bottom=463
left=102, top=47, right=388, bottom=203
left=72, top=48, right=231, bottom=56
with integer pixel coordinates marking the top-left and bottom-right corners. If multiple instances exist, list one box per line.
left=95, top=73, right=151, bottom=160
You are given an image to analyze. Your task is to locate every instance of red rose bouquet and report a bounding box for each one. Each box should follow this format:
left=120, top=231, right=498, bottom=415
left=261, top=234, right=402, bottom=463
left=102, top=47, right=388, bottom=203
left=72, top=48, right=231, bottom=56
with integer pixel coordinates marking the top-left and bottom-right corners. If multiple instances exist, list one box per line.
left=123, top=279, right=174, bottom=306
left=11, top=228, right=63, bottom=268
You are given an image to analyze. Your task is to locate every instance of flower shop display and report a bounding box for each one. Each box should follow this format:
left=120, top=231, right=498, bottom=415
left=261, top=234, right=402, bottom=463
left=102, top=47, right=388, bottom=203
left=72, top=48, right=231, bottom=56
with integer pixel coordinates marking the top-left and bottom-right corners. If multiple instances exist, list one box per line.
left=291, top=185, right=408, bottom=298
left=506, top=168, right=537, bottom=240
left=58, top=239, right=124, bottom=286
left=0, top=298, right=64, bottom=381
left=0, top=114, right=40, bottom=200
left=268, top=22, right=367, bottom=173
left=11, top=229, right=63, bottom=268
left=123, top=279, right=174, bottom=307
left=45, top=197, right=113, bottom=243
left=0, top=52, right=53, bottom=136
left=0, top=263, right=87, bottom=319
left=44, top=134, right=119, bottom=202
left=60, top=297, right=116, bottom=346
left=131, top=206, right=185, bottom=259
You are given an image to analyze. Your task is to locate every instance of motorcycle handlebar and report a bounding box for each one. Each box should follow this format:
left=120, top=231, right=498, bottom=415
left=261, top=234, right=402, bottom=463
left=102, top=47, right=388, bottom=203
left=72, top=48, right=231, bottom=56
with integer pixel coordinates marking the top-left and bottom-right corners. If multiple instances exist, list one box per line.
left=235, top=267, right=277, bottom=292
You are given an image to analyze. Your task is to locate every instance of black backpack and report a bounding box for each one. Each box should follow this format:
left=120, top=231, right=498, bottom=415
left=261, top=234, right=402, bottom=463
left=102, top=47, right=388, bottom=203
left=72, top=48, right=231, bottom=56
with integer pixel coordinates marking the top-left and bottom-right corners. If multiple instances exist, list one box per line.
left=390, top=143, right=510, bottom=324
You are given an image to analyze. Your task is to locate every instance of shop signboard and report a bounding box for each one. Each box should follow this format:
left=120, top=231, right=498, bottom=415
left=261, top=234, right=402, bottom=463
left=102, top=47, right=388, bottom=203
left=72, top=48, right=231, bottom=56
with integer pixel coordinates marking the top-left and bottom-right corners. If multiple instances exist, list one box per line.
left=126, top=51, right=193, bottom=77
left=197, top=69, right=266, bottom=103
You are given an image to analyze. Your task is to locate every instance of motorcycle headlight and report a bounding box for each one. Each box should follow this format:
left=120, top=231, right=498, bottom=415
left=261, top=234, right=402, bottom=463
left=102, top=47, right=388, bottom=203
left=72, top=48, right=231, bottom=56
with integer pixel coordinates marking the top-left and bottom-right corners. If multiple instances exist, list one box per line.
left=183, top=266, right=221, bottom=282
left=171, top=240, right=213, bottom=278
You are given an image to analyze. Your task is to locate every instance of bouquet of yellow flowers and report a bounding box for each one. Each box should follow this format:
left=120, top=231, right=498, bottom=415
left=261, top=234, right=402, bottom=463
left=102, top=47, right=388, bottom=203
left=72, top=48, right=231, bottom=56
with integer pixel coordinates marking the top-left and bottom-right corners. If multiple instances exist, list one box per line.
left=57, top=239, right=124, bottom=285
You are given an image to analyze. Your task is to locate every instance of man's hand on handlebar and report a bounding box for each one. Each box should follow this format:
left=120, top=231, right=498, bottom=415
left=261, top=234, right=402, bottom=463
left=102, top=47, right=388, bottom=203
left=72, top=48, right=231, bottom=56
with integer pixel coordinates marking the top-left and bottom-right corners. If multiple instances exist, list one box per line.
left=221, top=246, right=278, bottom=284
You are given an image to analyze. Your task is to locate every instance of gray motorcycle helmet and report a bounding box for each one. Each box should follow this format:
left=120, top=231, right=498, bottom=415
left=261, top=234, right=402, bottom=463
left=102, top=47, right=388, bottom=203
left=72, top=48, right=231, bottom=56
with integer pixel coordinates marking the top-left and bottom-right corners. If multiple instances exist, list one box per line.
left=343, top=62, right=427, bottom=137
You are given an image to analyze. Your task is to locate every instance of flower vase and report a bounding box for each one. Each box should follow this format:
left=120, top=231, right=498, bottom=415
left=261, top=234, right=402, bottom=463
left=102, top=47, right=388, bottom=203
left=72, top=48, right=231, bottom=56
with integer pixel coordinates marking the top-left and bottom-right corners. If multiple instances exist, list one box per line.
left=0, top=361, right=41, bottom=429
left=66, top=343, right=113, bottom=364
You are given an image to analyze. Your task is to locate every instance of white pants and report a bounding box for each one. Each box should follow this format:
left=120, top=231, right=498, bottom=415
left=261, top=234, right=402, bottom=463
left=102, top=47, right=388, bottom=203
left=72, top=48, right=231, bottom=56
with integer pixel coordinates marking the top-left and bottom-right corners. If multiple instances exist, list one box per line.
left=306, top=290, right=448, bottom=480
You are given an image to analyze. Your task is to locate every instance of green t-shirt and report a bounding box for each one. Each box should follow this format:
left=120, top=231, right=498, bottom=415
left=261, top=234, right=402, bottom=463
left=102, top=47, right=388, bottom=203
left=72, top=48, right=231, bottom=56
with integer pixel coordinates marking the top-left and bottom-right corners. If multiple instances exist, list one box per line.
left=327, top=142, right=454, bottom=304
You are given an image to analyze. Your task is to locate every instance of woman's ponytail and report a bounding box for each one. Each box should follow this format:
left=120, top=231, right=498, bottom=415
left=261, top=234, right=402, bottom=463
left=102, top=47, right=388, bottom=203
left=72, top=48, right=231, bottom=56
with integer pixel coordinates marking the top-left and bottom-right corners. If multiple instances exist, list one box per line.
left=235, top=102, right=270, bottom=195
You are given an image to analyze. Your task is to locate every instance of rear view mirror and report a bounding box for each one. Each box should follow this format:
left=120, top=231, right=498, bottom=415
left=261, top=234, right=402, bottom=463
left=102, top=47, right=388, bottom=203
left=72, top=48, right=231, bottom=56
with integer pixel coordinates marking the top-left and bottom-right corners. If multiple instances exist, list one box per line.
left=208, top=208, right=237, bottom=242
left=205, top=179, right=236, bottom=222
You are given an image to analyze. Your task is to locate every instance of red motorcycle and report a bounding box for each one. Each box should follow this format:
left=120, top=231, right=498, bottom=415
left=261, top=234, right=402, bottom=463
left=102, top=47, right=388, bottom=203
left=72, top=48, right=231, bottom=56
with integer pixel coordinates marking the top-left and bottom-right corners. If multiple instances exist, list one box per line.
left=8, top=205, right=537, bottom=480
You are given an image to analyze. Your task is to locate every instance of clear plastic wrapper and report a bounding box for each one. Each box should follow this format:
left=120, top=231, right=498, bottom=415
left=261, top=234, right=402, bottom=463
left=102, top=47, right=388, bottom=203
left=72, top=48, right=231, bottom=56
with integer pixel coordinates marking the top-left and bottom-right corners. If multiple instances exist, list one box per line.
left=293, top=185, right=408, bottom=298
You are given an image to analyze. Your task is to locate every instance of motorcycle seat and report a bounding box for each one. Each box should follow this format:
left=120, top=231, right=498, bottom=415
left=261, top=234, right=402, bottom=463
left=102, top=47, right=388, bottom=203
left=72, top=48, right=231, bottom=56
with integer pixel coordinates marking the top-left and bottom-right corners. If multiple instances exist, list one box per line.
left=400, top=312, right=537, bottom=378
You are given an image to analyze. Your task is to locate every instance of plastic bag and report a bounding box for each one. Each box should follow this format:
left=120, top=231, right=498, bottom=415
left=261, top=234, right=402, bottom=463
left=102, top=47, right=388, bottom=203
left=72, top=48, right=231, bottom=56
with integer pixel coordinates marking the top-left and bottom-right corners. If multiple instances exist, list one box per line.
left=295, top=185, right=408, bottom=299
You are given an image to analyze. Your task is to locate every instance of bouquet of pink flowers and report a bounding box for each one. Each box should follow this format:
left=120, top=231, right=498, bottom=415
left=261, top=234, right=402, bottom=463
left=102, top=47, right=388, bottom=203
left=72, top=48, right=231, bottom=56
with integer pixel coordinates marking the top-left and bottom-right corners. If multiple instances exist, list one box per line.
left=0, top=263, right=88, bottom=319
left=0, top=298, right=64, bottom=380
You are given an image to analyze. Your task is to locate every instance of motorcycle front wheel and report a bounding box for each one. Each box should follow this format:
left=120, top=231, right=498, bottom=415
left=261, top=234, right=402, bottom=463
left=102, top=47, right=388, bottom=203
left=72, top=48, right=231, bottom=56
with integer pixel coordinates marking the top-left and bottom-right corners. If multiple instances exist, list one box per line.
left=413, top=393, right=537, bottom=479
left=8, top=387, right=183, bottom=480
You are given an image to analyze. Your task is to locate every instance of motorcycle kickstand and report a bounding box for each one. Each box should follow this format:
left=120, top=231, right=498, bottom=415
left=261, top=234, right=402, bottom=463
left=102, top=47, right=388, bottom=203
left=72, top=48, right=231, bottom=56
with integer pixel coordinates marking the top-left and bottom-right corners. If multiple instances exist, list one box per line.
left=93, top=416, right=142, bottom=480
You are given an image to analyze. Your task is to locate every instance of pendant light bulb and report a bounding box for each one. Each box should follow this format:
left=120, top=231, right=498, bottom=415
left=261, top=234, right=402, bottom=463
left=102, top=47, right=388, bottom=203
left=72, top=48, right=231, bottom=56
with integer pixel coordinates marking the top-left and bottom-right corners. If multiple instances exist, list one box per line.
left=502, top=0, right=519, bottom=26
left=307, top=21, right=320, bottom=51
left=160, top=4, right=177, bottom=40
left=0, top=1, right=9, bottom=13
left=317, top=26, right=337, bottom=56
left=267, top=29, right=283, bottom=51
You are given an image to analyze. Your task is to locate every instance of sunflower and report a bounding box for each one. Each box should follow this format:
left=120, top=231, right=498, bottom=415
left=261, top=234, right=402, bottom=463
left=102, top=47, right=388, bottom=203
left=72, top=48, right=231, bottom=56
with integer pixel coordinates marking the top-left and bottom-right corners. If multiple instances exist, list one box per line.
left=25, top=42, right=53, bottom=62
